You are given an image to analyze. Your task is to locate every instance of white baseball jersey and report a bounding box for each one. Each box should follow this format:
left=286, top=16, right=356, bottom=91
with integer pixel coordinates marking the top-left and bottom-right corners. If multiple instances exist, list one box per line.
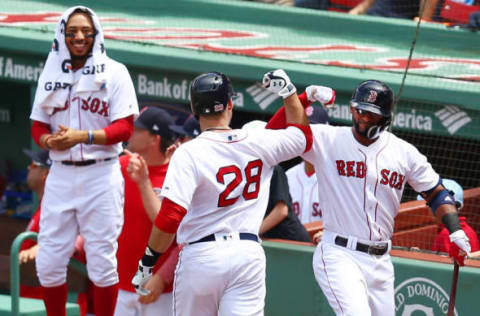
left=30, top=57, right=138, bottom=161
left=303, top=124, right=439, bottom=241
left=286, top=161, right=322, bottom=224
left=161, top=126, right=309, bottom=244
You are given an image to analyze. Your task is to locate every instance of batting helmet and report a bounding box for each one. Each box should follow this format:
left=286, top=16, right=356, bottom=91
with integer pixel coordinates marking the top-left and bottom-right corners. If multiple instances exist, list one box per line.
left=350, top=80, right=394, bottom=139
left=190, top=72, right=235, bottom=116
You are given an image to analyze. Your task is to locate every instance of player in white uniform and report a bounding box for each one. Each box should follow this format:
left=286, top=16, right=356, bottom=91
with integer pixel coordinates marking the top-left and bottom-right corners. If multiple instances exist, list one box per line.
left=131, top=70, right=312, bottom=316
left=29, top=6, right=138, bottom=316
left=286, top=105, right=329, bottom=224
left=270, top=80, right=471, bottom=315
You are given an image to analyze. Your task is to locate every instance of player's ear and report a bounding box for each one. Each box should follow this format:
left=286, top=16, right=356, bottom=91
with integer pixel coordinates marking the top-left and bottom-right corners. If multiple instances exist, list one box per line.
left=227, top=99, right=234, bottom=111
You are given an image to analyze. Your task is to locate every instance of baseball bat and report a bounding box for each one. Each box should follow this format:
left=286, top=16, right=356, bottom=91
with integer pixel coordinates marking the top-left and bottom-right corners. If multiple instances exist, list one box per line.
left=447, top=261, right=459, bottom=316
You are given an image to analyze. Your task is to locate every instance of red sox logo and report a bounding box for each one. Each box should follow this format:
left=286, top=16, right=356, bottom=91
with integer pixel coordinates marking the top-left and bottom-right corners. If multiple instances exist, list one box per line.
left=51, top=97, right=109, bottom=117
left=336, top=160, right=405, bottom=190
left=367, top=90, right=377, bottom=103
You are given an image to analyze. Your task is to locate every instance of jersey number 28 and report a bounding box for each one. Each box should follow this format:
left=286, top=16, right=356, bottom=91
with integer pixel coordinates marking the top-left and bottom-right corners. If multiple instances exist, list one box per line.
left=216, top=159, right=263, bottom=207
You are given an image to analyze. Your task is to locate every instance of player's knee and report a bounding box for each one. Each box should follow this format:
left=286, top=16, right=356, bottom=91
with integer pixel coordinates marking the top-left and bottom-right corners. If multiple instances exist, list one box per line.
left=87, top=260, right=118, bottom=287
left=35, top=249, right=68, bottom=286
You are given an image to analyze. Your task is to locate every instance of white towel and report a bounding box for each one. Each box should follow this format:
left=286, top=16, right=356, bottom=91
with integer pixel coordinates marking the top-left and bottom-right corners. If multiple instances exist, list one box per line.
left=33, top=6, right=108, bottom=115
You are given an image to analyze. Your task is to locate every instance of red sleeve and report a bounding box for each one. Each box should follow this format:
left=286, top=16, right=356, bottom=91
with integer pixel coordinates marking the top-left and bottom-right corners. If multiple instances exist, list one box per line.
left=287, top=123, right=313, bottom=153
left=103, top=115, right=134, bottom=145
left=154, top=198, right=187, bottom=234
left=31, top=121, right=51, bottom=146
left=266, top=91, right=311, bottom=130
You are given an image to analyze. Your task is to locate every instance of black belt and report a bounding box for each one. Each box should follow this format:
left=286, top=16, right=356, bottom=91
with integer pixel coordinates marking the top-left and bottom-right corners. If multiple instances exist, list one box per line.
left=190, top=233, right=259, bottom=245
left=335, top=236, right=389, bottom=256
left=61, top=157, right=113, bottom=167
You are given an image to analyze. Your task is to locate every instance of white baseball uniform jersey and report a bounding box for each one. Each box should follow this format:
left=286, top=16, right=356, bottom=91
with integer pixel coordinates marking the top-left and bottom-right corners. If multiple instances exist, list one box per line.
left=303, top=124, right=439, bottom=316
left=286, top=161, right=322, bottom=224
left=31, top=57, right=138, bottom=287
left=160, top=126, right=309, bottom=316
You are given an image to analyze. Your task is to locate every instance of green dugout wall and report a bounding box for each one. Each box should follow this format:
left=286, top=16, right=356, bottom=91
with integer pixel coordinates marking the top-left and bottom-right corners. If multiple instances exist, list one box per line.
left=263, top=241, right=480, bottom=315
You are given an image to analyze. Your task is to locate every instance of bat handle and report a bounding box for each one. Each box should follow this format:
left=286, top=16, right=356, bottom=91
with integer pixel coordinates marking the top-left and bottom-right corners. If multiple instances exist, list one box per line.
left=447, top=261, right=460, bottom=316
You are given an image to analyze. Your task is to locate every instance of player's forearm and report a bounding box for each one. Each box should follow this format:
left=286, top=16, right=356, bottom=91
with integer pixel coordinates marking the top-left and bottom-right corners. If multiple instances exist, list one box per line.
left=32, top=120, right=52, bottom=149
left=259, top=202, right=288, bottom=235
left=148, top=226, right=176, bottom=253
left=137, top=179, right=163, bottom=222
left=284, top=93, right=309, bottom=126
left=266, top=92, right=310, bottom=130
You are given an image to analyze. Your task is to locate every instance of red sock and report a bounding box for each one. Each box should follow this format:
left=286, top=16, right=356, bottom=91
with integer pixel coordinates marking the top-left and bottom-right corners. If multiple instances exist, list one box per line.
left=93, top=283, right=119, bottom=316
left=42, top=283, right=67, bottom=316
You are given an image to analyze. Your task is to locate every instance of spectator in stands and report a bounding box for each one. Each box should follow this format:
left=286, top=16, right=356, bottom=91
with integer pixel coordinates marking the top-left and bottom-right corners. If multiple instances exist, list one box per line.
left=349, top=0, right=440, bottom=22
left=286, top=105, right=328, bottom=225
left=243, top=120, right=311, bottom=242
left=19, top=149, right=93, bottom=315
left=169, top=115, right=201, bottom=145
left=419, top=179, right=480, bottom=254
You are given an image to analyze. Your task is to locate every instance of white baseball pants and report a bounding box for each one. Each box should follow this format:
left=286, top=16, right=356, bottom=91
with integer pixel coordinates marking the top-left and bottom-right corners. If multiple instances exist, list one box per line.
left=173, top=239, right=266, bottom=316
left=36, top=159, right=124, bottom=287
left=313, top=231, right=395, bottom=316
left=114, top=289, right=173, bottom=316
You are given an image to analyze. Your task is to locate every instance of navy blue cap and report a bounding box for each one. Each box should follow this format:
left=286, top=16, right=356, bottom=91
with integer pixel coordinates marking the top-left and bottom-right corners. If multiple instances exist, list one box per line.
left=23, top=149, right=51, bottom=167
left=169, top=116, right=201, bottom=139
left=306, top=105, right=329, bottom=124
left=135, top=107, right=175, bottom=141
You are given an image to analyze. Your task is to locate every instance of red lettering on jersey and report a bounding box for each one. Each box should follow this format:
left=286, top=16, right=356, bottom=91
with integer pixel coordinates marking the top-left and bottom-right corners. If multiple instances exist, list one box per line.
left=356, top=161, right=366, bottom=178
left=292, top=202, right=300, bottom=217
left=90, top=98, right=100, bottom=113
left=216, top=165, right=242, bottom=207
left=380, top=169, right=390, bottom=185
left=346, top=161, right=355, bottom=177
left=312, top=202, right=322, bottom=217
left=336, top=160, right=346, bottom=176
left=98, top=101, right=109, bottom=117
left=81, top=98, right=89, bottom=111
left=395, top=174, right=405, bottom=190
left=51, top=100, right=69, bottom=115
left=243, top=159, right=263, bottom=200
left=389, top=172, right=398, bottom=188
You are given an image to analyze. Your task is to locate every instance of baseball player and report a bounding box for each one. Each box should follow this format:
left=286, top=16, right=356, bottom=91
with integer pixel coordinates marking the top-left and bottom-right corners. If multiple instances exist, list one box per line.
left=286, top=105, right=329, bottom=224
left=29, top=6, right=139, bottom=316
left=132, top=70, right=312, bottom=316
left=267, top=79, right=472, bottom=315
left=115, top=107, right=179, bottom=316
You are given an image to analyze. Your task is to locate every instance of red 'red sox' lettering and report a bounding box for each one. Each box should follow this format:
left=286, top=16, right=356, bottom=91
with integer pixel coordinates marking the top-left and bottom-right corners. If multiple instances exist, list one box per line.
left=80, top=97, right=110, bottom=117
left=336, top=160, right=366, bottom=178
left=380, top=169, right=405, bottom=190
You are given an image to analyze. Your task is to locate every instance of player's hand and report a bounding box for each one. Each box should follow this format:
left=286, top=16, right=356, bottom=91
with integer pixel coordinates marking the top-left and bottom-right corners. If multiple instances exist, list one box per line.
left=49, top=125, right=81, bottom=150
left=19, top=245, right=40, bottom=264
left=138, top=274, right=165, bottom=305
left=449, top=230, right=471, bottom=266
left=305, top=85, right=336, bottom=108
left=312, top=231, right=323, bottom=244
left=165, top=143, right=178, bottom=160
left=132, top=260, right=153, bottom=296
left=262, top=69, right=297, bottom=99
left=124, top=149, right=149, bottom=184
